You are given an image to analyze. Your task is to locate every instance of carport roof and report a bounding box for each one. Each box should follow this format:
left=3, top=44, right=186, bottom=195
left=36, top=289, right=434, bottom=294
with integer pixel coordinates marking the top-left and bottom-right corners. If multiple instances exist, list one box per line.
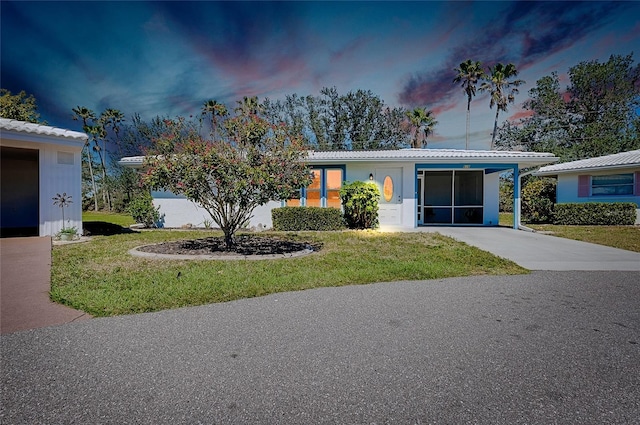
left=0, top=118, right=87, bottom=145
left=120, top=149, right=558, bottom=168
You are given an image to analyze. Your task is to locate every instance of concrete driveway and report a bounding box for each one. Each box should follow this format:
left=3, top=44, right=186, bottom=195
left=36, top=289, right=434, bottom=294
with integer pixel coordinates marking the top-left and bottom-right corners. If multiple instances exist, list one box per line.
left=0, top=237, right=91, bottom=334
left=1, top=271, right=639, bottom=424
left=418, top=227, right=640, bottom=271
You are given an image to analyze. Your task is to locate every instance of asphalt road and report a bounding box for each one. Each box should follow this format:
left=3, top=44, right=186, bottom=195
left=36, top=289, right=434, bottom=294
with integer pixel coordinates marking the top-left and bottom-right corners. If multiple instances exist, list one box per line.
left=2, top=271, right=639, bottom=424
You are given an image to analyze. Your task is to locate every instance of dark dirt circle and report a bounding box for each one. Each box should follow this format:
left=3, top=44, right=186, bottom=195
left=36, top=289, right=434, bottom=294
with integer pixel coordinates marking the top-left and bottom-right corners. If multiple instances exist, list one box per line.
left=134, top=235, right=321, bottom=257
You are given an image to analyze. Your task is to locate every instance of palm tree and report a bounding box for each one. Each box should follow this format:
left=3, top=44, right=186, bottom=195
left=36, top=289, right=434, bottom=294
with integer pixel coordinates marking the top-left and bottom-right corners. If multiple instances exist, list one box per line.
left=479, top=63, right=525, bottom=150
left=99, top=109, right=125, bottom=211
left=72, top=106, right=99, bottom=211
left=405, top=107, right=438, bottom=148
left=202, top=99, right=228, bottom=138
left=453, top=60, right=485, bottom=150
left=234, top=96, right=260, bottom=116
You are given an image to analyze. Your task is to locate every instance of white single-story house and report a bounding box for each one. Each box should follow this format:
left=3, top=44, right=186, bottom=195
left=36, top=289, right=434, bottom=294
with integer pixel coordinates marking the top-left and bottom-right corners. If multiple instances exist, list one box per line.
left=535, top=149, right=640, bottom=224
left=0, top=118, right=86, bottom=237
left=120, top=149, right=558, bottom=230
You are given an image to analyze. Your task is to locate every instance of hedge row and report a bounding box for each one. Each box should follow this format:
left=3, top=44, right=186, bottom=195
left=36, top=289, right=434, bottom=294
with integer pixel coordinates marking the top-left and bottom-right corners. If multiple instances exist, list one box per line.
left=553, top=202, right=637, bottom=225
left=271, top=207, right=345, bottom=231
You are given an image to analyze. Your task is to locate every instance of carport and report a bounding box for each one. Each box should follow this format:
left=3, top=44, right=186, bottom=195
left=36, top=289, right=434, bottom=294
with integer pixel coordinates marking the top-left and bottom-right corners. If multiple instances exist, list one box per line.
left=0, top=118, right=86, bottom=237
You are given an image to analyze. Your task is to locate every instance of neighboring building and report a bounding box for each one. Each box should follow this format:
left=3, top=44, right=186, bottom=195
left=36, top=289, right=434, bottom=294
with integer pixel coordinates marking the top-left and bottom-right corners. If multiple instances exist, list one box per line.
left=121, top=149, right=558, bottom=230
left=536, top=149, right=640, bottom=224
left=0, top=118, right=86, bottom=237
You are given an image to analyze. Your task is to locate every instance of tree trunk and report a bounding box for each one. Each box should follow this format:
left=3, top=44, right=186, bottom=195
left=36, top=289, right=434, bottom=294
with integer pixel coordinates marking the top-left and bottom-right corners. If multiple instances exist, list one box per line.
left=223, top=228, right=235, bottom=250
left=491, top=108, right=500, bottom=150
left=466, top=99, right=471, bottom=150
left=86, top=149, right=99, bottom=212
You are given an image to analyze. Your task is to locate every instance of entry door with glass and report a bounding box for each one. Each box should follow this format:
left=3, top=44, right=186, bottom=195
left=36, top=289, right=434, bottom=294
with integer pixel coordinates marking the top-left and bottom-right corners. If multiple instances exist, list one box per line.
left=420, top=170, right=483, bottom=225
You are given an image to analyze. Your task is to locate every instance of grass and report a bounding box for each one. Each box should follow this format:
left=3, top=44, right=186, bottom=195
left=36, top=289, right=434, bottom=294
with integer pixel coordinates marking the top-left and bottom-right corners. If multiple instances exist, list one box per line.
left=82, top=211, right=135, bottom=227
left=499, top=212, right=640, bottom=252
left=51, top=230, right=526, bottom=317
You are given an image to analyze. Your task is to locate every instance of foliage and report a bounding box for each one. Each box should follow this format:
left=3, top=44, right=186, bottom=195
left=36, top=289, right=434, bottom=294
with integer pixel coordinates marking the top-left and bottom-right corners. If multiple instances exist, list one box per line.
left=262, top=87, right=412, bottom=150
left=0, top=89, right=44, bottom=123
left=50, top=230, right=526, bottom=317
left=499, top=177, right=514, bottom=213
left=497, top=53, right=640, bottom=160
left=479, top=63, right=525, bottom=149
left=453, top=59, right=486, bottom=149
left=521, top=178, right=556, bottom=223
left=127, top=192, right=159, bottom=228
left=340, top=181, right=380, bottom=229
left=405, top=107, right=437, bottom=148
left=142, top=110, right=312, bottom=248
left=58, top=226, right=78, bottom=235
left=553, top=202, right=636, bottom=226
left=271, top=207, right=345, bottom=231
left=72, top=105, right=127, bottom=212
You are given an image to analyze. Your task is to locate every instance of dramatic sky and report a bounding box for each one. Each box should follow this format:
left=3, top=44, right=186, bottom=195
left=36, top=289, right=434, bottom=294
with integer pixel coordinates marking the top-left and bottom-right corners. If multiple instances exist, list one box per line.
left=2, top=1, right=639, bottom=149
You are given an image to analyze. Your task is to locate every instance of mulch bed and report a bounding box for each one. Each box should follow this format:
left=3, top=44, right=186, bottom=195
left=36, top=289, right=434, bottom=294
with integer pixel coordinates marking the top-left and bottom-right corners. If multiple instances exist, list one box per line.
left=136, top=235, right=320, bottom=256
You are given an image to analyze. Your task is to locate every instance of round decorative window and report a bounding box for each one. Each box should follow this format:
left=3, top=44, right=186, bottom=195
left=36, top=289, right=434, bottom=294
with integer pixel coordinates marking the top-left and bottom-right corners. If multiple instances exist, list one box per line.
left=383, top=175, right=393, bottom=202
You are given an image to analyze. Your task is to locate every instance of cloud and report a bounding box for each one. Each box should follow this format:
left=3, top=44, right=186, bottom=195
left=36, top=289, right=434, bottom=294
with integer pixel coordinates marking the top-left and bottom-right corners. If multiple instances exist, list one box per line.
left=398, top=1, right=629, bottom=113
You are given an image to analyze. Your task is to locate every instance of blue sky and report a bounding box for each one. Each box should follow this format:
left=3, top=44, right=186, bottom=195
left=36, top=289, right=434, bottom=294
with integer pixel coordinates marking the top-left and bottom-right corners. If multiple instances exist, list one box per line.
left=2, top=1, right=639, bottom=149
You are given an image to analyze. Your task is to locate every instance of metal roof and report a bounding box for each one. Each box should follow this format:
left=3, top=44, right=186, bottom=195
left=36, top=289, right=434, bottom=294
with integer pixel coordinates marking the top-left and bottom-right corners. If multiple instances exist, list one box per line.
left=536, top=149, right=640, bottom=176
left=308, top=148, right=557, bottom=162
left=120, top=149, right=558, bottom=168
left=0, top=118, right=87, bottom=143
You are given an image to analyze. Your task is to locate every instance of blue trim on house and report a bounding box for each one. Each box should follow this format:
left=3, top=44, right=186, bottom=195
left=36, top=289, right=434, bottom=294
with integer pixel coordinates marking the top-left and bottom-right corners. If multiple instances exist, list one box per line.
left=414, top=163, right=519, bottom=171
left=414, top=163, right=520, bottom=228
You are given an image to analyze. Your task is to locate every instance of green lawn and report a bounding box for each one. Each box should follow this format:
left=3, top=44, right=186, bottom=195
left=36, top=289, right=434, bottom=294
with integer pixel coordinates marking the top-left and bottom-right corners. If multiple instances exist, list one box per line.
left=499, top=212, right=640, bottom=252
left=82, top=211, right=135, bottom=227
left=51, top=230, right=526, bottom=317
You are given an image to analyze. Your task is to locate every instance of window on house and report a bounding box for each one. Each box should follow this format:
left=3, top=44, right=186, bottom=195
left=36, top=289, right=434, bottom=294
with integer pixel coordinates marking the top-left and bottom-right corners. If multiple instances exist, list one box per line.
left=591, top=174, right=634, bottom=196
left=287, top=167, right=344, bottom=208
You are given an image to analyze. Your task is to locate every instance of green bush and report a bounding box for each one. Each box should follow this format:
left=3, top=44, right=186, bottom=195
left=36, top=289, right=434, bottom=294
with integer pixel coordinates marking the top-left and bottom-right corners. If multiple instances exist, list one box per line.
left=127, top=193, right=160, bottom=228
left=553, top=202, right=637, bottom=225
left=272, top=207, right=345, bottom=231
left=499, top=178, right=514, bottom=213
left=522, top=178, right=556, bottom=223
left=340, top=181, right=380, bottom=229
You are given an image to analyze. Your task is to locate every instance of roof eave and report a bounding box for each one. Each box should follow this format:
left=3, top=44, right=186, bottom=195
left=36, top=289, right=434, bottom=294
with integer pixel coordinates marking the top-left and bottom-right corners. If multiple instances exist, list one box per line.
left=536, top=162, right=640, bottom=176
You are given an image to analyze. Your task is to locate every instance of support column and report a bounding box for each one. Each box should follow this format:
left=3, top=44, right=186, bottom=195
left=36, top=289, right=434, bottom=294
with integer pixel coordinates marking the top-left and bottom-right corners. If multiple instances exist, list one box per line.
left=512, top=167, right=520, bottom=230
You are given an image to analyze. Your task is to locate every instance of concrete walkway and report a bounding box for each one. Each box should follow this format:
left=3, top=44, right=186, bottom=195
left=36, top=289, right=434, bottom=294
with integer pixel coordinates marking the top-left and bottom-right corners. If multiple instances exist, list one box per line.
left=417, top=226, right=640, bottom=271
left=0, top=236, right=91, bottom=334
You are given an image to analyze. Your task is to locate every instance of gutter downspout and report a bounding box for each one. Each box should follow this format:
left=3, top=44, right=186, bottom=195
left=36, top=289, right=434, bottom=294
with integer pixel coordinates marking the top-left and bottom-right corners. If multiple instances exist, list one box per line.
left=515, top=168, right=539, bottom=232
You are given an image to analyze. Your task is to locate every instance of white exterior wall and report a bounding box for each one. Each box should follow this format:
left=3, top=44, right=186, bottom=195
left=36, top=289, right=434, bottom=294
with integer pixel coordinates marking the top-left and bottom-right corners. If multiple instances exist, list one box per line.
left=152, top=191, right=279, bottom=229
left=41, top=146, right=83, bottom=236
left=0, top=139, right=82, bottom=236
left=556, top=169, right=640, bottom=224
left=483, top=172, right=500, bottom=226
left=343, top=161, right=416, bottom=229
left=147, top=162, right=517, bottom=231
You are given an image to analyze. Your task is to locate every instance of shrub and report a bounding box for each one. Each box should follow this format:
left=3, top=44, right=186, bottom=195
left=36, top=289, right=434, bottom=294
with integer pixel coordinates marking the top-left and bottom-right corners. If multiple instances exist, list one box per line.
left=272, top=207, right=345, bottom=231
left=522, top=178, right=556, bottom=223
left=553, top=202, right=636, bottom=225
left=127, top=193, right=160, bottom=228
left=339, top=181, right=380, bottom=229
left=499, top=178, right=514, bottom=213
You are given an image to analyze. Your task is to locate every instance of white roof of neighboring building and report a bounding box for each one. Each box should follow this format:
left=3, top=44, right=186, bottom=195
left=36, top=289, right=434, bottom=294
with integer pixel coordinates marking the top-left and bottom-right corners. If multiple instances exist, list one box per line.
left=0, top=118, right=87, bottom=146
left=120, top=149, right=558, bottom=168
left=536, top=149, right=640, bottom=176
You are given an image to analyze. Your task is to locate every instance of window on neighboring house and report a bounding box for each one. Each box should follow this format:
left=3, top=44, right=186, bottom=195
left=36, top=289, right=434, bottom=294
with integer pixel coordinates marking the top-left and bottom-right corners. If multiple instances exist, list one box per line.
left=591, top=173, right=634, bottom=196
left=286, top=167, right=344, bottom=208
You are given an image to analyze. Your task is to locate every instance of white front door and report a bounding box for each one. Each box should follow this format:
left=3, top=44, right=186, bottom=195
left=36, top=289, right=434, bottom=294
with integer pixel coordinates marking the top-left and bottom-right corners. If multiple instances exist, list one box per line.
left=376, top=168, right=402, bottom=226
